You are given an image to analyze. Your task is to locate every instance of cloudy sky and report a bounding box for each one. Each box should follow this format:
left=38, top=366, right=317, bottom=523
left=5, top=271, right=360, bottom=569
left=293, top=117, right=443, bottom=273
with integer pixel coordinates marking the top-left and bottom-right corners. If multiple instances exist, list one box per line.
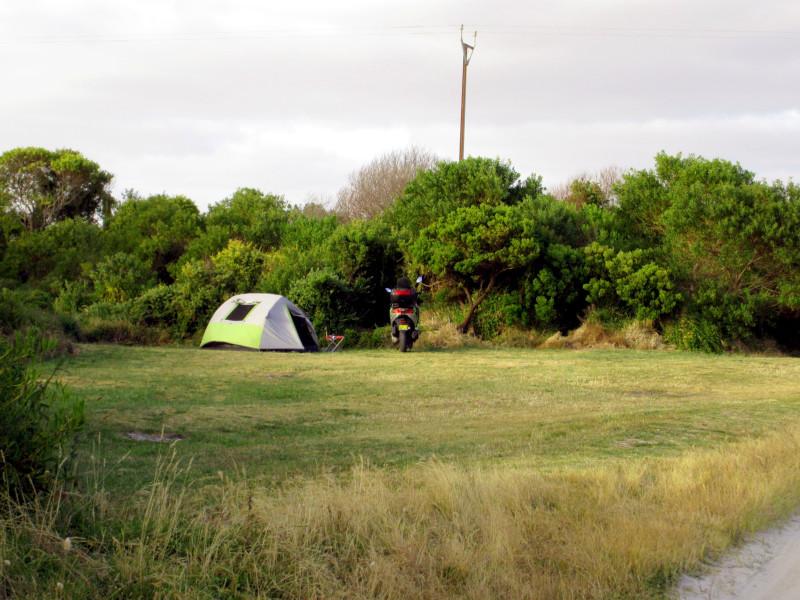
left=1, top=0, right=799, bottom=209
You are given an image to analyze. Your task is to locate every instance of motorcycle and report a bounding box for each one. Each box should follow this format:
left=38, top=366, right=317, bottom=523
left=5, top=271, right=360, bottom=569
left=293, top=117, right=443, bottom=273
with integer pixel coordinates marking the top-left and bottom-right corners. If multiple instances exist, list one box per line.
left=386, top=276, right=422, bottom=352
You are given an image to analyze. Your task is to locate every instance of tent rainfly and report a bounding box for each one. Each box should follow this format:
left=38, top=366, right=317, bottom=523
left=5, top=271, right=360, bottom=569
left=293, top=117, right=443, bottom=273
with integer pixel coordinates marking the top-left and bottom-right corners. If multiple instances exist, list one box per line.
left=200, top=293, right=319, bottom=352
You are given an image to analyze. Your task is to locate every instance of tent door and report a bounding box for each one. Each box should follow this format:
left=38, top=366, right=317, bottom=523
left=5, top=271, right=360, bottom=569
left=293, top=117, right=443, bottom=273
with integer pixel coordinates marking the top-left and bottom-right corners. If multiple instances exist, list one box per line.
left=290, top=313, right=318, bottom=351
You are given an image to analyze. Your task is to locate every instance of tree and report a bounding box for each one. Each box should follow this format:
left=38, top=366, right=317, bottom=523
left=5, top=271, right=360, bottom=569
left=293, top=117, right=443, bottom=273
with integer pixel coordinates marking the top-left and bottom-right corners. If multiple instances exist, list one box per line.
left=335, top=147, right=438, bottom=221
left=325, top=220, right=402, bottom=327
left=389, top=156, right=543, bottom=248
left=551, top=167, right=621, bottom=207
left=0, top=147, right=114, bottom=230
left=170, top=240, right=267, bottom=336
left=90, top=252, right=155, bottom=303
left=614, top=153, right=800, bottom=342
left=204, top=188, right=288, bottom=251
left=583, top=242, right=681, bottom=321
left=0, top=218, right=103, bottom=285
left=411, top=200, right=540, bottom=333
left=106, top=193, right=201, bottom=283
left=182, top=188, right=289, bottom=264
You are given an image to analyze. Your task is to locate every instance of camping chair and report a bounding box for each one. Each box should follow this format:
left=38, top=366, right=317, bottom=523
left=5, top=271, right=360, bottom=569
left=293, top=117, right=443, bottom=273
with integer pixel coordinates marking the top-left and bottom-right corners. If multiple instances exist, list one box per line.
left=324, top=333, right=345, bottom=352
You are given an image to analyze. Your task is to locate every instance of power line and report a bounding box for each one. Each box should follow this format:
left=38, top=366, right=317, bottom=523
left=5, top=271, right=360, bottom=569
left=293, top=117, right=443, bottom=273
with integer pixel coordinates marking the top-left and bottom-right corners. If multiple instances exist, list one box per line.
left=1, top=24, right=799, bottom=46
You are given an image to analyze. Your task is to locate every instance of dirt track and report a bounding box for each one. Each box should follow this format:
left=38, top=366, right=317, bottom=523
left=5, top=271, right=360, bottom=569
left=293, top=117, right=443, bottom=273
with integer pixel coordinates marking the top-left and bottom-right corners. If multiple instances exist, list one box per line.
left=677, top=516, right=800, bottom=600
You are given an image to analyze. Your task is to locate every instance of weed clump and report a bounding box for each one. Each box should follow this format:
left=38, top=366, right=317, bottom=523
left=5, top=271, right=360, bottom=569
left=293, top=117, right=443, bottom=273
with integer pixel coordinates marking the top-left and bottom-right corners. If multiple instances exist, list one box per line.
left=0, top=333, right=84, bottom=499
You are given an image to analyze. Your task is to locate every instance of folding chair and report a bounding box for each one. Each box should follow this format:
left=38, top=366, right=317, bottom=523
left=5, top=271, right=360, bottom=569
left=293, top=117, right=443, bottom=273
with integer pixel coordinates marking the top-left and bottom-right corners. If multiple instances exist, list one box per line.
left=324, top=333, right=345, bottom=352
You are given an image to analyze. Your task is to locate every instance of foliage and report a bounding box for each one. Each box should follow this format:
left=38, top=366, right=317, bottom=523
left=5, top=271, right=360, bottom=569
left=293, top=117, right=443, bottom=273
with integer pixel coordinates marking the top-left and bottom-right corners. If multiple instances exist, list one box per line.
left=325, top=220, right=402, bottom=327
left=521, top=244, right=588, bottom=332
left=335, top=147, right=438, bottom=221
left=614, top=153, right=800, bottom=342
left=0, top=218, right=102, bottom=286
left=0, top=145, right=798, bottom=349
left=0, top=287, right=76, bottom=354
left=89, top=252, right=154, bottom=303
left=202, top=187, right=288, bottom=253
left=411, top=200, right=540, bottom=332
left=0, top=332, right=84, bottom=498
left=584, top=242, right=681, bottom=321
left=471, top=292, right=522, bottom=339
left=288, top=268, right=359, bottom=334
left=106, top=193, right=201, bottom=284
left=131, top=284, right=178, bottom=327
left=170, top=240, right=267, bottom=336
left=663, top=315, right=725, bottom=353
left=561, top=178, right=608, bottom=209
left=257, top=213, right=339, bottom=296
left=0, top=147, right=113, bottom=230
left=389, top=156, right=543, bottom=244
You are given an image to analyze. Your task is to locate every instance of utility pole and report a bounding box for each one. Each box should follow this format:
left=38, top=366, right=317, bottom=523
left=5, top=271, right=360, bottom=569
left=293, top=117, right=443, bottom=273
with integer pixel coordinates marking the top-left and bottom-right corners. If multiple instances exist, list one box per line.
left=459, top=25, right=477, bottom=161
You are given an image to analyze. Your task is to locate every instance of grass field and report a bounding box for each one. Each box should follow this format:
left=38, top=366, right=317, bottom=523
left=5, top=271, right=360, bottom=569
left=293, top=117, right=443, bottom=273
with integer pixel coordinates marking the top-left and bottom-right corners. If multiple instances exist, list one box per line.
left=6, top=344, right=800, bottom=599
left=59, top=344, right=800, bottom=492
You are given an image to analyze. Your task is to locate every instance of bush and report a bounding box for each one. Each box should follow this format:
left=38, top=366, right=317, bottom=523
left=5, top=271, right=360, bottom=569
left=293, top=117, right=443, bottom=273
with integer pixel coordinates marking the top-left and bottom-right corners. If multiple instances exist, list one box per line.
left=0, top=288, right=75, bottom=354
left=472, top=292, right=522, bottom=340
left=325, top=220, right=401, bottom=327
left=584, top=243, right=681, bottom=321
left=521, top=244, right=588, bottom=333
left=0, top=218, right=102, bottom=286
left=77, top=317, right=165, bottom=344
left=89, top=252, right=154, bottom=303
left=288, top=269, right=359, bottom=334
left=131, top=284, right=178, bottom=327
left=170, top=240, right=267, bottom=337
left=0, top=332, right=84, bottom=498
left=53, top=280, right=93, bottom=315
left=663, top=316, right=725, bottom=353
left=341, top=326, right=392, bottom=349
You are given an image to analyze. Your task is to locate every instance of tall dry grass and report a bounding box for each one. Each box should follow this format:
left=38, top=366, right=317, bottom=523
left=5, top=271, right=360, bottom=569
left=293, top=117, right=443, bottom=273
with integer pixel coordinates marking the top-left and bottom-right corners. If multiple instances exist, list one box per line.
left=540, top=321, right=664, bottom=351
left=415, top=309, right=484, bottom=350
left=7, top=427, right=800, bottom=598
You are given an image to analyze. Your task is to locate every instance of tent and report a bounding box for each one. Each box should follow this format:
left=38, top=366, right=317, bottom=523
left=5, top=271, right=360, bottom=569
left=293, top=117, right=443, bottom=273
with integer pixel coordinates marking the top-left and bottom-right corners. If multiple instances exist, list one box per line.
left=200, top=293, right=319, bottom=352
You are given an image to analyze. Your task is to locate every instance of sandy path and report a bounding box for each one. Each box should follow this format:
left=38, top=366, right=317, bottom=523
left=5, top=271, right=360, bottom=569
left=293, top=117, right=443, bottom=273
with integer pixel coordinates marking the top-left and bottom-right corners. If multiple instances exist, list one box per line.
left=677, top=516, right=800, bottom=600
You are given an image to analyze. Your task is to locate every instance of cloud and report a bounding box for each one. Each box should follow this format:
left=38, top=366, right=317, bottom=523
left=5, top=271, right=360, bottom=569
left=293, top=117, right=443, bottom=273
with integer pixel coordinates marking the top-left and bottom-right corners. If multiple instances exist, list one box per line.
left=1, top=0, right=798, bottom=207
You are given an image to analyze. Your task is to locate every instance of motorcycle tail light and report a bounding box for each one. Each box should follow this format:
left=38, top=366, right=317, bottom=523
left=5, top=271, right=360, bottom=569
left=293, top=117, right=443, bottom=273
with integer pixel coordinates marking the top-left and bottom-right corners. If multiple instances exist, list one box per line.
left=393, top=308, right=414, bottom=315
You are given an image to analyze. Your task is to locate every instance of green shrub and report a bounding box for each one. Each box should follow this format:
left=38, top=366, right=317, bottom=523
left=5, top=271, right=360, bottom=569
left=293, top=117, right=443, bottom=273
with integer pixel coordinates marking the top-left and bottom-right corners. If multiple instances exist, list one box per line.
left=288, top=269, right=359, bottom=334
left=77, top=316, right=166, bottom=345
left=663, top=316, right=725, bottom=353
left=0, top=218, right=102, bottom=286
left=584, top=243, right=681, bottom=321
left=472, top=292, right=521, bottom=340
left=53, top=280, right=93, bottom=315
left=0, top=288, right=74, bottom=354
left=521, top=244, right=588, bottom=333
left=325, top=220, right=401, bottom=327
left=89, top=252, right=154, bottom=303
left=341, top=326, right=392, bottom=349
left=0, top=332, right=84, bottom=498
left=131, top=284, right=178, bottom=327
left=75, top=301, right=167, bottom=344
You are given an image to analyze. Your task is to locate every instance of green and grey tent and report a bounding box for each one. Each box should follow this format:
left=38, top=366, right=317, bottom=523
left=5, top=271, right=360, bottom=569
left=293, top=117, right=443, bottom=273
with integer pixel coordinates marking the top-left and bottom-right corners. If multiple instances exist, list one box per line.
left=200, top=293, right=319, bottom=352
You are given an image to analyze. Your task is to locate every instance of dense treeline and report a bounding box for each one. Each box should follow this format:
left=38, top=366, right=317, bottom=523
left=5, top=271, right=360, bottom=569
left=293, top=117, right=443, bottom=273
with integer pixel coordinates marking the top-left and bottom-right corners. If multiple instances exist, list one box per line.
left=1, top=146, right=798, bottom=352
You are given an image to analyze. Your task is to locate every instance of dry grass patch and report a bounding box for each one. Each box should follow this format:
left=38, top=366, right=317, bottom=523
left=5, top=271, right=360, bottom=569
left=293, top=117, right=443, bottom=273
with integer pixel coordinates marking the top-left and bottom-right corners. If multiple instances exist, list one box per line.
left=540, top=321, right=664, bottom=350
left=415, top=310, right=484, bottom=350
left=8, top=426, right=800, bottom=598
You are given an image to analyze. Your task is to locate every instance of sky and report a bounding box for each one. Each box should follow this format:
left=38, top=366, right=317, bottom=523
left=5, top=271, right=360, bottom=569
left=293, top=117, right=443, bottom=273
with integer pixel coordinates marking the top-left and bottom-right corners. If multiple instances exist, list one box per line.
left=1, top=0, right=799, bottom=209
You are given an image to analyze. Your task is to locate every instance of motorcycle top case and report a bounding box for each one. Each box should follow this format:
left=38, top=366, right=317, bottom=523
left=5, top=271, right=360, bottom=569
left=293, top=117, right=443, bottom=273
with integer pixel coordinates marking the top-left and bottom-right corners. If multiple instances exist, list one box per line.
left=390, top=288, right=416, bottom=308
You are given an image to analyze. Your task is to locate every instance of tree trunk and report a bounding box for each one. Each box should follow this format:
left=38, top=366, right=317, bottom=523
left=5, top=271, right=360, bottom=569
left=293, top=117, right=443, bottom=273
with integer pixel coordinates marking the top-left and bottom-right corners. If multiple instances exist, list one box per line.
left=456, top=276, right=495, bottom=334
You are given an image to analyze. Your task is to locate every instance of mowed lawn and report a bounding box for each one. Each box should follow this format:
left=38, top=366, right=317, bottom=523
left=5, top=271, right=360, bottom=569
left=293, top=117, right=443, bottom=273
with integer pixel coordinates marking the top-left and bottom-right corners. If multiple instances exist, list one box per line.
left=56, top=344, right=800, bottom=493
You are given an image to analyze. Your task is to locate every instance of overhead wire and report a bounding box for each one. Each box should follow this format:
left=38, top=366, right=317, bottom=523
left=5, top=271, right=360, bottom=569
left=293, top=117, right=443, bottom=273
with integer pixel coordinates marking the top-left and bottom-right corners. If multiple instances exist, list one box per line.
left=1, top=24, right=799, bottom=46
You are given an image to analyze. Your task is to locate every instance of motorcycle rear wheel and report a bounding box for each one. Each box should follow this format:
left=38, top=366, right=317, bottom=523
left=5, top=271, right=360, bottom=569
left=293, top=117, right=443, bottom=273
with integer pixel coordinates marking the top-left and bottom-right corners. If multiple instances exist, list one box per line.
left=399, top=330, right=410, bottom=352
